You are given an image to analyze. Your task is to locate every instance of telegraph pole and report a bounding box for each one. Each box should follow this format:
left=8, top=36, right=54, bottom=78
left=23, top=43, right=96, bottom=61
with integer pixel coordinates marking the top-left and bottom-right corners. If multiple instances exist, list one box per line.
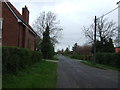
left=94, top=16, right=97, bottom=64
left=117, top=1, right=120, bottom=47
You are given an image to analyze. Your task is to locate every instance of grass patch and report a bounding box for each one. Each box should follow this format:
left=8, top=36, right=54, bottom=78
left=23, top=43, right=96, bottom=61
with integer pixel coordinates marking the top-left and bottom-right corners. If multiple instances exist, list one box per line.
left=96, top=63, right=120, bottom=71
left=81, top=60, right=120, bottom=71
left=3, top=61, right=57, bottom=88
left=81, top=61, right=106, bottom=69
left=51, top=55, right=59, bottom=61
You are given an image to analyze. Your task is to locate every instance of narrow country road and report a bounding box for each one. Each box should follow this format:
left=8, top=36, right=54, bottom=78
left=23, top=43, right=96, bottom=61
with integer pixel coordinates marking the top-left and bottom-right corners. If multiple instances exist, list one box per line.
left=57, top=55, right=118, bottom=88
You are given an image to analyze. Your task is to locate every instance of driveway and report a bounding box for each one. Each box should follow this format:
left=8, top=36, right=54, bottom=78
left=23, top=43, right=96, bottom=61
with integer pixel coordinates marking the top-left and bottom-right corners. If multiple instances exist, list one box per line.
left=57, top=55, right=119, bottom=88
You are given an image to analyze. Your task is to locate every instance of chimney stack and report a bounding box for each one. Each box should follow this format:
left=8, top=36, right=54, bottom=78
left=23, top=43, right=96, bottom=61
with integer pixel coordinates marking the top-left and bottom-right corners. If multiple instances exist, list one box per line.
left=22, top=5, right=29, bottom=24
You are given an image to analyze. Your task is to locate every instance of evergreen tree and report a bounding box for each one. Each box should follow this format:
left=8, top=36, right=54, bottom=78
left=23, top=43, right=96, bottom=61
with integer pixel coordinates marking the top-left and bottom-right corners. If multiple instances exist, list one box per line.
left=72, top=43, right=78, bottom=53
left=65, top=47, right=70, bottom=55
left=93, top=40, right=103, bottom=53
left=106, top=38, right=115, bottom=53
left=41, top=25, right=54, bottom=59
left=92, top=38, right=114, bottom=53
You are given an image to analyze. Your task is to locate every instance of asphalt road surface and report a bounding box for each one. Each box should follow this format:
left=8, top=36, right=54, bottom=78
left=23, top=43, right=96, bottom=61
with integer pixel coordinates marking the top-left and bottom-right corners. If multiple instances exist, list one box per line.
left=57, top=55, right=119, bottom=88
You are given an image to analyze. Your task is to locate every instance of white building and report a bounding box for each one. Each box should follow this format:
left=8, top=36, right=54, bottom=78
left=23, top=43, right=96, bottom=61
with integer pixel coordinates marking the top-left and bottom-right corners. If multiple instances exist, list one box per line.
left=117, top=1, right=120, bottom=47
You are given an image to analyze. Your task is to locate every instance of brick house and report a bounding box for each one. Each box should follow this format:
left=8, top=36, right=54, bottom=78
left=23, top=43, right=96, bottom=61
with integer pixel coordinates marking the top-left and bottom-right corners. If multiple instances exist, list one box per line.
left=115, top=48, right=120, bottom=53
left=0, top=1, right=37, bottom=51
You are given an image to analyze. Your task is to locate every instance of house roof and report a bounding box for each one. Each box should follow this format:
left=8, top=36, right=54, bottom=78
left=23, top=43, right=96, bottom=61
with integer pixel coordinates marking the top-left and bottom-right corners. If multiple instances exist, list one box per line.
left=4, top=0, right=37, bottom=36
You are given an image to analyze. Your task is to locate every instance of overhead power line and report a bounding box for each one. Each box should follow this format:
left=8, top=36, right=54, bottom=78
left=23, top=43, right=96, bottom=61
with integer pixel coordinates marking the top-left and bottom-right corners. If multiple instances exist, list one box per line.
left=97, top=6, right=120, bottom=19
left=77, top=4, right=119, bottom=44
left=76, top=35, right=85, bottom=42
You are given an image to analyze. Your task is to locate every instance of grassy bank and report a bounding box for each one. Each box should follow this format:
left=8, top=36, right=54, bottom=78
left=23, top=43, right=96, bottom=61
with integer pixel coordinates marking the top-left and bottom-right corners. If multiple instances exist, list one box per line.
left=81, top=60, right=120, bottom=71
left=51, top=55, right=59, bottom=61
left=3, top=61, right=57, bottom=88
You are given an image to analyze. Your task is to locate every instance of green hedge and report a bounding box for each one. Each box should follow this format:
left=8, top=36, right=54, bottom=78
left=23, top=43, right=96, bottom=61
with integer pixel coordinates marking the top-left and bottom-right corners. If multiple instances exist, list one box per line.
left=96, top=53, right=120, bottom=68
left=70, top=53, right=93, bottom=61
left=2, top=46, right=42, bottom=74
left=70, top=53, right=83, bottom=60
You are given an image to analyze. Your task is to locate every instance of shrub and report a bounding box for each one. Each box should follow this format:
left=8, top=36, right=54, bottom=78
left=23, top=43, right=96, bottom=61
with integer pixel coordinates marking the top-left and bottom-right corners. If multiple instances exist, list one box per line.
left=2, top=46, right=42, bottom=74
left=70, top=53, right=93, bottom=61
left=71, top=53, right=81, bottom=59
left=96, top=53, right=120, bottom=68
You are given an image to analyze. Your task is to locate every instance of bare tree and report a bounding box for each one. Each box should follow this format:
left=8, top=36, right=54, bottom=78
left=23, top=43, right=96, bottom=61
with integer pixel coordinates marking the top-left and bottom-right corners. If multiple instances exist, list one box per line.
left=114, top=34, right=120, bottom=47
left=72, top=43, right=92, bottom=55
left=83, top=16, right=117, bottom=44
left=83, top=24, right=94, bottom=43
left=32, top=11, right=63, bottom=45
left=77, top=45, right=92, bottom=55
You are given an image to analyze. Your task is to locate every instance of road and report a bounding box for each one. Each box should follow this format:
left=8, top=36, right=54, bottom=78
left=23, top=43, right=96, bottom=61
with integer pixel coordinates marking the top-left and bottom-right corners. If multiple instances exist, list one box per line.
left=57, top=55, right=119, bottom=88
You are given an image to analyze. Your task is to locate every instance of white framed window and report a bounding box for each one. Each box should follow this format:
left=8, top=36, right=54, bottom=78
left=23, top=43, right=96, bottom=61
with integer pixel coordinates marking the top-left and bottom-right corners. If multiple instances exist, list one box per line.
left=0, top=20, right=2, bottom=39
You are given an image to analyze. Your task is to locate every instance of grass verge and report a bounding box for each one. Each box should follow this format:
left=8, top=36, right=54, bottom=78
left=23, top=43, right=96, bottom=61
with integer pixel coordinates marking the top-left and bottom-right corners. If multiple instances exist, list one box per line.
left=81, top=60, right=120, bottom=71
left=51, top=55, right=59, bottom=61
left=3, top=61, right=57, bottom=88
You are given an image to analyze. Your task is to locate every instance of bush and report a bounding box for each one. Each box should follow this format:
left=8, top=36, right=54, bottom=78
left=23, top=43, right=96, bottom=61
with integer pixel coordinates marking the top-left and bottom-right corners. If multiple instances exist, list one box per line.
left=2, top=46, right=42, bottom=74
left=70, top=53, right=81, bottom=59
left=70, top=53, right=93, bottom=61
left=96, top=53, right=120, bottom=68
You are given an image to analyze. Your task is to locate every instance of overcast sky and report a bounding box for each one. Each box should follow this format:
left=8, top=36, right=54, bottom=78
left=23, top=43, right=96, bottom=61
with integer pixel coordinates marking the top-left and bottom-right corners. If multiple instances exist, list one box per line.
left=11, top=0, right=118, bottom=51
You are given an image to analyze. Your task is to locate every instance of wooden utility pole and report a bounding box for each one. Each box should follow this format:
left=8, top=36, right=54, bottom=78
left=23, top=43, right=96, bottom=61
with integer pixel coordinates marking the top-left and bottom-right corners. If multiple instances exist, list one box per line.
left=94, top=16, right=97, bottom=64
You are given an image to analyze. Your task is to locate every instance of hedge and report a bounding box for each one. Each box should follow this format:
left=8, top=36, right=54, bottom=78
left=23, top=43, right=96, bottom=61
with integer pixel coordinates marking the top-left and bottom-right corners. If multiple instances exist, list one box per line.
left=96, top=52, right=120, bottom=68
left=2, top=46, right=42, bottom=74
left=70, top=53, right=93, bottom=61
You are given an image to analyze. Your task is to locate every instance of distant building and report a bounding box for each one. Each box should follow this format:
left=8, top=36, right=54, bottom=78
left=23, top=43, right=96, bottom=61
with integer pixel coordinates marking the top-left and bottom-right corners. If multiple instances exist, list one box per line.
left=0, top=0, right=37, bottom=51
left=115, top=48, right=120, bottom=53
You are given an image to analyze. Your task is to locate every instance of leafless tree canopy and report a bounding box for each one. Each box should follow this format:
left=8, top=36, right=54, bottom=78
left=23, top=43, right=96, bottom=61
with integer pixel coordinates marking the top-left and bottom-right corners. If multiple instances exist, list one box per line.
left=114, top=35, right=120, bottom=47
left=73, top=43, right=92, bottom=55
left=82, top=16, right=117, bottom=44
left=32, top=11, right=63, bottom=45
left=77, top=45, right=92, bottom=55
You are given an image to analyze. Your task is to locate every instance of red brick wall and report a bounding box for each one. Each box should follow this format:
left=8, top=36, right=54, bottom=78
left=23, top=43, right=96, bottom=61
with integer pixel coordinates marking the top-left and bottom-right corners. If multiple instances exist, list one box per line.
left=28, top=31, right=35, bottom=51
left=0, top=1, right=2, bottom=18
left=2, top=2, right=19, bottom=47
left=2, top=2, right=36, bottom=51
left=19, top=24, right=24, bottom=48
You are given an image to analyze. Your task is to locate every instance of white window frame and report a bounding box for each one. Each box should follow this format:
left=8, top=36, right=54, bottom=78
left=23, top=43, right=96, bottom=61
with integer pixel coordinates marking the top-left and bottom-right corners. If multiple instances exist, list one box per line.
left=0, top=20, right=2, bottom=30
